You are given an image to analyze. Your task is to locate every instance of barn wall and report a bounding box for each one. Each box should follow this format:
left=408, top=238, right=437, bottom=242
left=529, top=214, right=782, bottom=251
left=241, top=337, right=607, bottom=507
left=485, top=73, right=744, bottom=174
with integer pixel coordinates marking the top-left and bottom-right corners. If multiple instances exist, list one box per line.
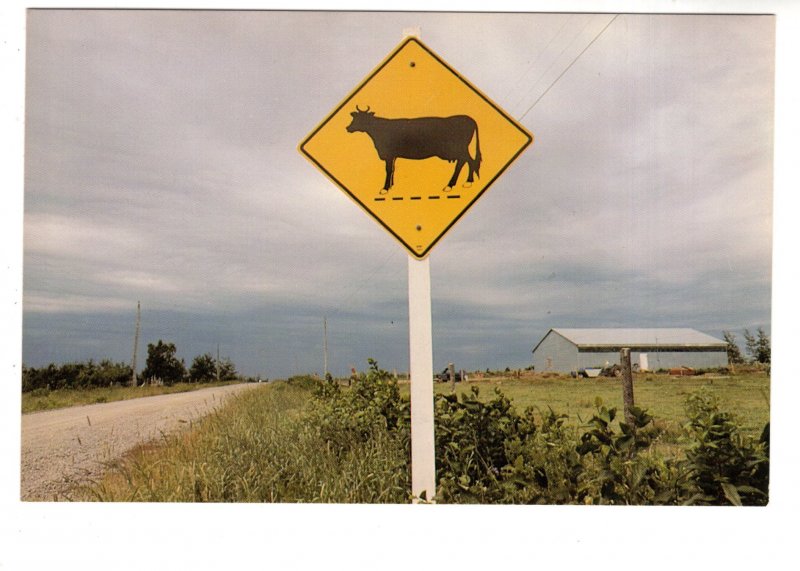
left=577, top=349, right=728, bottom=371
left=532, top=332, right=579, bottom=372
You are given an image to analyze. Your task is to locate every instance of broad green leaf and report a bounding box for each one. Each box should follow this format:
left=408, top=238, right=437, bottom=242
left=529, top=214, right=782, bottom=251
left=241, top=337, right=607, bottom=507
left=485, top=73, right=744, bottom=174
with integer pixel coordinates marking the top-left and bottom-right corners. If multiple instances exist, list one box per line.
left=721, top=482, right=742, bottom=506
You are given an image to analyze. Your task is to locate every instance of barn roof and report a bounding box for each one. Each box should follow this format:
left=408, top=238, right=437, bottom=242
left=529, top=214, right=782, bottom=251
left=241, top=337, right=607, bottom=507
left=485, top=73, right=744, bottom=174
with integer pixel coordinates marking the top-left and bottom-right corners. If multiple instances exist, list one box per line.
left=533, top=328, right=726, bottom=353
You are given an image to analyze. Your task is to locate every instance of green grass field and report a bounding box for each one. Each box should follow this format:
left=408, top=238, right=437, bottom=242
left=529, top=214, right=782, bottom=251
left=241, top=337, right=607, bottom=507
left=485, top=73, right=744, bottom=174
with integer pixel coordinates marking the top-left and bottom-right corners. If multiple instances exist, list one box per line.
left=21, top=381, right=242, bottom=414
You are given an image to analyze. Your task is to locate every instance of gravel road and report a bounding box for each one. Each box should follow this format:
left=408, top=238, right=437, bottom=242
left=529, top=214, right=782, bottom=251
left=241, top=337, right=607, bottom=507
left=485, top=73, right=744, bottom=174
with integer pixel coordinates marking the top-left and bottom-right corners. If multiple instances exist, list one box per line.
left=20, top=383, right=261, bottom=501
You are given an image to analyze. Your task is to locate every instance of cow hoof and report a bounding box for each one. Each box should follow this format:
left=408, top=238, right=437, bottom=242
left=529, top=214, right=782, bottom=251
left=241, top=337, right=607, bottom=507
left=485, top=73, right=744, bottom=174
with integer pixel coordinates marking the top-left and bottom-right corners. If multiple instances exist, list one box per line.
left=442, top=186, right=453, bottom=192
left=463, top=182, right=472, bottom=188
left=379, top=188, right=389, bottom=195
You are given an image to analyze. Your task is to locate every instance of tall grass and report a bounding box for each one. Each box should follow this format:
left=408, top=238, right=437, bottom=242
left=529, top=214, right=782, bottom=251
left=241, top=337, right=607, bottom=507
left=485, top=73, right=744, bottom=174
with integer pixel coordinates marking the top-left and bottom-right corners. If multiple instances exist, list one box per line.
left=84, top=381, right=409, bottom=502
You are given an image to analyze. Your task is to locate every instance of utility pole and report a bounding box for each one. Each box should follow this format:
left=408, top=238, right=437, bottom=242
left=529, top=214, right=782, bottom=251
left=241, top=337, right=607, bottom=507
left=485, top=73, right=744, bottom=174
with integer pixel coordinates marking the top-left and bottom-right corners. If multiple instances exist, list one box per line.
left=323, top=316, right=329, bottom=378
left=130, top=301, right=140, bottom=387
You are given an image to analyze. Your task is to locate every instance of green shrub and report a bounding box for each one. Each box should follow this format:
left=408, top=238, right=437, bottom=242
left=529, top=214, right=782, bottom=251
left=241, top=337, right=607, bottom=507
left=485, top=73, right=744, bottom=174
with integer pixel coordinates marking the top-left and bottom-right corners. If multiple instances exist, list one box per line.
left=434, top=386, right=537, bottom=503
left=571, top=399, right=664, bottom=504
left=475, top=398, right=674, bottom=505
left=304, top=363, right=770, bottom=506
left=681, top=390, right=769, bottom=505
left=495, top=407, right=584, bottom=504
left=286, top=374, right=322, bottom=391
left=305, top=359, right=410, bottom=458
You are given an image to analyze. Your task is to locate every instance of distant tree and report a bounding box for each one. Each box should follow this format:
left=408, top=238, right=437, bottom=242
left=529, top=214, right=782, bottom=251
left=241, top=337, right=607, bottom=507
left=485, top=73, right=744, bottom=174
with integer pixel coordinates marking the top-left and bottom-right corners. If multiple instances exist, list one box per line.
left=22, top=360, right=131, bottom=392
left=96, top=359, right=133, bottom=386
left=141, top=340, right=186, bottom=385
left=189, top=353, right=238, bottom=383
left=723, top=331, right=744, bottom=365
left=743, top=328, right=771, bottom=364
left=756, top=327, right=771, bottom=364
left=743, top=329, right=758, bottom=363
left=189, top=353, right=217, bottom=383
left=217, top=357, right=238, bottom=381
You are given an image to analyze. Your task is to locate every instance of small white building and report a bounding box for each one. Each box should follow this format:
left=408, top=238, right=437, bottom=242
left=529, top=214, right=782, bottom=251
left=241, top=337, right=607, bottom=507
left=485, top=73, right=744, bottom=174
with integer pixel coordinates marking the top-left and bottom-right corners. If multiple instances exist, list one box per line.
left=532, top=328, right=728, bottom=374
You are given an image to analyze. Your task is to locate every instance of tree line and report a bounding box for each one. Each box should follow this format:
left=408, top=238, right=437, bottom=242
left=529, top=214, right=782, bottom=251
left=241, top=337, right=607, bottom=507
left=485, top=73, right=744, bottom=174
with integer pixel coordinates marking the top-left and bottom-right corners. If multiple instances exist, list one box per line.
left=723, top=328, right=770, bottom=366
left=22, top=339, right=240, bottom=392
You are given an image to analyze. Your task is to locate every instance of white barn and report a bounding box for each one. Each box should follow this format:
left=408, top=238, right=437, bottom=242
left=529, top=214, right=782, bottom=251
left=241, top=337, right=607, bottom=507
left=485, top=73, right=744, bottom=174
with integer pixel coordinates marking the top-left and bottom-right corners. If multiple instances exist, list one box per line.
left=532, top=328, right=728, bottom=374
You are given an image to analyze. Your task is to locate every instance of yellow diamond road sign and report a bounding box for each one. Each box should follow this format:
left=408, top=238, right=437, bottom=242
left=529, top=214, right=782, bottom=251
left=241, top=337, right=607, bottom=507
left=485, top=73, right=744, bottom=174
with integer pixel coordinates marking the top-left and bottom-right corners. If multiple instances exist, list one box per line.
left=299, top=37, right=533, bottom=259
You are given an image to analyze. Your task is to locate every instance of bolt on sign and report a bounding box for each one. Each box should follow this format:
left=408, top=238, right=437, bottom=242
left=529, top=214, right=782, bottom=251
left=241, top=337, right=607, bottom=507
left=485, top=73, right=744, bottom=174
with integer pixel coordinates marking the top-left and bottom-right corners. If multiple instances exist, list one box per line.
left=300, top=37, right=533, bottom=259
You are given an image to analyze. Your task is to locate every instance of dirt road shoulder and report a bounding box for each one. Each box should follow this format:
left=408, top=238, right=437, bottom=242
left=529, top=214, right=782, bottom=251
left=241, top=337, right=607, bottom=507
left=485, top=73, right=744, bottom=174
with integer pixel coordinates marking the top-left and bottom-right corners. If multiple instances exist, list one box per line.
left=21, top=382, right=262, bottom=501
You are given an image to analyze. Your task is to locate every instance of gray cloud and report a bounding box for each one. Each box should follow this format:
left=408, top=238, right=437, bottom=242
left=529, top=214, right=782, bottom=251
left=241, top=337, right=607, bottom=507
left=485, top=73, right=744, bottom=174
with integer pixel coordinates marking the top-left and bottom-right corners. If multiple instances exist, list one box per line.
left=22, top=11, right=774, bottom=377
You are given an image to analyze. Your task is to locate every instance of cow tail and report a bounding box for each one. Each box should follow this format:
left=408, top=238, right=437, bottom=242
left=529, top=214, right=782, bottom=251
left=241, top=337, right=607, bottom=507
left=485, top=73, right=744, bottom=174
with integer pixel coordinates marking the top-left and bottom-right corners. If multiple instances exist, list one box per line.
left=473, top=124, right=482, bottom=179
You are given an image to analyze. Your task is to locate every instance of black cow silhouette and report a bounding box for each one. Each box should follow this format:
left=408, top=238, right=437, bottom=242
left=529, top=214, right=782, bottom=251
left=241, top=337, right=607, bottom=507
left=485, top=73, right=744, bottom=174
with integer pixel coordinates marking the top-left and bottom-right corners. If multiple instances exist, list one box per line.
left=346, top=106, right=481, bottom=194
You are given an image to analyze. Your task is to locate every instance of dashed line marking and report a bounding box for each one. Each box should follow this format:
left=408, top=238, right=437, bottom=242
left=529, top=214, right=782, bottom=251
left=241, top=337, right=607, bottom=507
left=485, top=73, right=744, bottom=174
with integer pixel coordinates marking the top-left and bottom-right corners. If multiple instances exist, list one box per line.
left=373, top=194, right=463, bottom=202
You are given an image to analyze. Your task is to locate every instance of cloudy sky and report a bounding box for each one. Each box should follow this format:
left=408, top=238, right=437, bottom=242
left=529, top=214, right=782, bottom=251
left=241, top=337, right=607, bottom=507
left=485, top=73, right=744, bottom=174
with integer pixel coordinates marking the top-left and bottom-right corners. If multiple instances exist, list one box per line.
left=20, top=9, right=775, bottom=378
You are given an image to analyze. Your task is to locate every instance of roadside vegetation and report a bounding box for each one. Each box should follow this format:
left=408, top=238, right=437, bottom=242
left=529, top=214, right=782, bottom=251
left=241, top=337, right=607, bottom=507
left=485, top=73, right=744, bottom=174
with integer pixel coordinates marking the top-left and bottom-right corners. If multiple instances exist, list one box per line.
left=85, top=375, right=409, bottom=502
left=83, top=360, right=769, bottom=505
left=430, top=368, right=769, bottom=440
left=22, top=339, right=258, bottom=413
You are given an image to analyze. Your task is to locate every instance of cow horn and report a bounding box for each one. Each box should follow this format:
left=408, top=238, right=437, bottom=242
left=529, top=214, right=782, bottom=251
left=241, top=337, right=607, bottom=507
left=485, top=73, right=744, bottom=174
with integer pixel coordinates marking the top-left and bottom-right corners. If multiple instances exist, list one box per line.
left=356, top=105, right=371, bottom=113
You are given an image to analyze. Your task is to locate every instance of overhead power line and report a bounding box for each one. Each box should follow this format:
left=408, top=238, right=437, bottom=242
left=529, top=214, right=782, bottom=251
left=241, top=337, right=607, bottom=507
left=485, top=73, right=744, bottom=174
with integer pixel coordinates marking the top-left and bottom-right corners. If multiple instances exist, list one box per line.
left=519, top=13, right=620, bottom=121
left=510, top=14, right=593, bottom=114
left=503, top=14, right=574, bottom=107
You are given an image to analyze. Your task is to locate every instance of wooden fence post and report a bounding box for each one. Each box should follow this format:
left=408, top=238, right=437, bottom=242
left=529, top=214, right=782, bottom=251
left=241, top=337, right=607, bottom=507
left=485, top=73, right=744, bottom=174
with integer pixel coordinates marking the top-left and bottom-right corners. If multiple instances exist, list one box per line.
left=448, top=362, right=455, bottom=393
left=620, top=347, right=635, bottom=426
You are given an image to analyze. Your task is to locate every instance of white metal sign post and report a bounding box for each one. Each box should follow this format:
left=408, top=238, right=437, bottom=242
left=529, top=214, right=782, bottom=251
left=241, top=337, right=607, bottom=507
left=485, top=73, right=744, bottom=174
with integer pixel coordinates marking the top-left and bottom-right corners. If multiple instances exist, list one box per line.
left=407, top=255, right=436, bottom=501
left=299, top=35, right=532, bottom=504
